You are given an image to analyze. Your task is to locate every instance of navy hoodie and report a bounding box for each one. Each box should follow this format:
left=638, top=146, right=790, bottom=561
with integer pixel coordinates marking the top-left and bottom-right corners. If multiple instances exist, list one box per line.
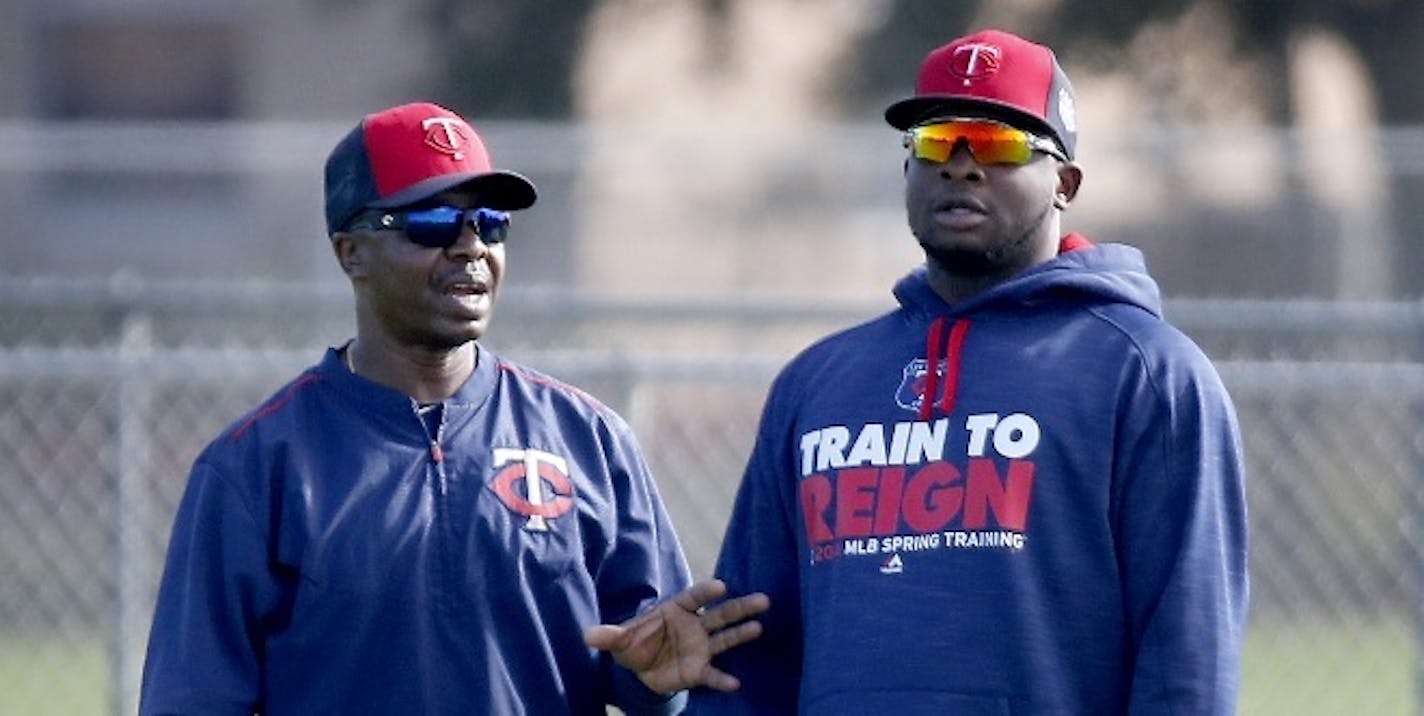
left=688, top=237, right=1248, bottom=715
left=140, top=346, right=690, bottom=715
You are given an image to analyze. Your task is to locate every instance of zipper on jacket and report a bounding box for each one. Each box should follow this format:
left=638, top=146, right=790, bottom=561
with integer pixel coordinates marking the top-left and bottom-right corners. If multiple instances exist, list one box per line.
left=413, top=399, right=458, bottom=613
left=414, top=401, right=448, bottom=496
left=430, top=440, right=447, bottom=496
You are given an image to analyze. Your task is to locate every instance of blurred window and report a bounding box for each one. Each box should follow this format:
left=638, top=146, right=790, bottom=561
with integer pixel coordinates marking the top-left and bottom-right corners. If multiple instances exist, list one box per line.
left=39, top=18, right=238, bottom=120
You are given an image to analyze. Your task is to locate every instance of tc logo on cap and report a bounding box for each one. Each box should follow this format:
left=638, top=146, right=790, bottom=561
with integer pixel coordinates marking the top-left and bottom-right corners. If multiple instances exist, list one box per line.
left=422, top=117, right=471, bottom=160
left=949, top=43, right=1002, bottom=85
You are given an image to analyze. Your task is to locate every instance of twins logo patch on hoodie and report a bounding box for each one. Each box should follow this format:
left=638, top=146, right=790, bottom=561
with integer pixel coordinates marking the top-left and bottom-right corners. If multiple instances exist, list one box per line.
left=895, top=358, right=938, bottom=414
left=797, top=414, right=1039, bottom=569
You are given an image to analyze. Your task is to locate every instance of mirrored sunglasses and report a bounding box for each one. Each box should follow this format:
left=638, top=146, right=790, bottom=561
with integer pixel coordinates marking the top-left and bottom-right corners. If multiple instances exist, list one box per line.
left=903, top=119, right=1065, bottom=165
left=346, top=206, right=511, bottom=248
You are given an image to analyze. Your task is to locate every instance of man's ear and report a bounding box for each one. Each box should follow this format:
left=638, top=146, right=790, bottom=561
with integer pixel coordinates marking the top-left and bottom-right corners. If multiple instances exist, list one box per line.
left=1054, top=162, right=1084, bottom=209
left=330, top=232, right=367, bottom=278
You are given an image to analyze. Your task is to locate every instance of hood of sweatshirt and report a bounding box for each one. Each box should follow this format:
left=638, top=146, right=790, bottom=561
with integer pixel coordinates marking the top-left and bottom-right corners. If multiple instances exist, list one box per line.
left=891, top=234, right=1163, bottom=420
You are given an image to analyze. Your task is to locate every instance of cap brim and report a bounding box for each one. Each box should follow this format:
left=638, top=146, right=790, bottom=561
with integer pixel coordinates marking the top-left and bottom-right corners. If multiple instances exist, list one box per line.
left=885, top=96, right=1056, bottom=138
left=370, top=170, right=538, bottom=211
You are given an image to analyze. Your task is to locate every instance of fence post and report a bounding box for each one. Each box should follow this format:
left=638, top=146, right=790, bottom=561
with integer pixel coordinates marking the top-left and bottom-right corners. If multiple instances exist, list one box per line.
left=1415, top=300, right=1424, bottom=716
left=1412, top=298, right=1424, bottom=716
left=112, top=312, right=154, bottom=716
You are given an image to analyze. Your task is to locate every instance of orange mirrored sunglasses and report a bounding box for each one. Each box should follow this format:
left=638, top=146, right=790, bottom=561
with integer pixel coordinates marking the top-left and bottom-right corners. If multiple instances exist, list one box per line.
left=903, top=118, right=1065, bottom=165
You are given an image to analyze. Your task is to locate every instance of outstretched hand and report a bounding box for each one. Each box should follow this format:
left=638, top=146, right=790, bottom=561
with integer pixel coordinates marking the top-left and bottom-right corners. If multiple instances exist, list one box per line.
left=583, top=579, right=771, bottom=694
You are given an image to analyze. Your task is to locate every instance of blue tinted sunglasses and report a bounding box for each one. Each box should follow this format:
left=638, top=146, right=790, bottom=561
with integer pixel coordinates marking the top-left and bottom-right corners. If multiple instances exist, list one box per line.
left=346, top=206, right=511, bottom=248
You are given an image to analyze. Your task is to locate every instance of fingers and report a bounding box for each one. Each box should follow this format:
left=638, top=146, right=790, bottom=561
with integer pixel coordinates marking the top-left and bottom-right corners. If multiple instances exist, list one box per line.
left=582, top=624, right=627, bottom=652
left=699, top=591, right=770, bottom=632
left=707, top=619, right=763, bottom=655
left=699, top=666, right=742, bottom=693
left=671, top=578, right=728, bottom=613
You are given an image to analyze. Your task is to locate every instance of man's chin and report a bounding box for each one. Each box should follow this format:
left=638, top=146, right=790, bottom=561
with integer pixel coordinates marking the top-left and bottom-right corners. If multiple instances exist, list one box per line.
left=919, top=242, right=1004, bottom=277
left=426, top=322, right=486, bottom=350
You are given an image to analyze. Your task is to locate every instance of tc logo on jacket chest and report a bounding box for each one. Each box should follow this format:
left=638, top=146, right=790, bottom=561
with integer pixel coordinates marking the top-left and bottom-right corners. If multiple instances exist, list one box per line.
left=489, top=447, right=576, bottom=531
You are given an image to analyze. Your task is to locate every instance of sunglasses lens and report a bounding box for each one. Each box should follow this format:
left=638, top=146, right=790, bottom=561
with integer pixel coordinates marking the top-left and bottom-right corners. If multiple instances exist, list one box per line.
left=474, top=209, right=511, bottom=244
left=392, top=206, right=513, bottom=248
left=906, top=129, right=953, bottom=163
left=402, top=206, right=464, bottom=248
left=908, top=121, right=1035, bottom=165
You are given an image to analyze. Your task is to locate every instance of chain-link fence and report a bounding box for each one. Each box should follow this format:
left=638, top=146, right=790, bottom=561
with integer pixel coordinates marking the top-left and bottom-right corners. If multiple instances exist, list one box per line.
left=0, top=279, right=1421, bottom=715
left=4, top=118, right=1424, bottom=714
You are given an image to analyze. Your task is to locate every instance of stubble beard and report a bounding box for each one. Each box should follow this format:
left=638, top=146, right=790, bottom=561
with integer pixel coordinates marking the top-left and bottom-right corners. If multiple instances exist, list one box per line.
left=918, top=200, right=1054, bottom=278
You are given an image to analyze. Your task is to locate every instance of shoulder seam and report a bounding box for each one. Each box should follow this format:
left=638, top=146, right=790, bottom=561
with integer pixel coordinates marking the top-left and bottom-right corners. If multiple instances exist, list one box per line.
left=497, top=361, right=611, bottom=415
left=228, top=371, right=323, bottom=443
left=1082, top=303, right=1166, bottom=394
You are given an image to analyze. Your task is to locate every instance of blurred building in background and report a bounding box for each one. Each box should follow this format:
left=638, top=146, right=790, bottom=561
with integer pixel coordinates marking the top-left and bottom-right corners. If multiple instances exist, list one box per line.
left=2, top=0, right=1423, bottom=299
left=0, top=0, right=436, bottom=286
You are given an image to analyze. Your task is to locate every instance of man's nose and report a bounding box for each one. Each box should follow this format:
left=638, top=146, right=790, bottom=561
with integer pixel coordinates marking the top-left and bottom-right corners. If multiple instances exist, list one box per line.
left=444, top=223, right=489, bottom=260
left=938, top=142, right=986, bottom=182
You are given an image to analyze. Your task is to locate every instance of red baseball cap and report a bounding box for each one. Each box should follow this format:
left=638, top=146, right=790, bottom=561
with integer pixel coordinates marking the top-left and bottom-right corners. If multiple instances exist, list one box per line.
left=324, top=102, right=538, bottom=235
left=884, top=29, right=1078, bottom=159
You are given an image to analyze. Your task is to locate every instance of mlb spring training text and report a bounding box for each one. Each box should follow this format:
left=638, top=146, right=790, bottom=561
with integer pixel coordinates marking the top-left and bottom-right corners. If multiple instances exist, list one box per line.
left=797, top=414, right=1039, bottom=565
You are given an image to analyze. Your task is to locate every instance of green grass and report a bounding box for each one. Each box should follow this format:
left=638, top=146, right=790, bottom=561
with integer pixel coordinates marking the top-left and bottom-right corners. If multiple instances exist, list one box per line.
left=1241, top=615, right=1414, bottom=716
left=0, top=635, right=108, bottom=716
left=0, top=617, right=1415, bottom=714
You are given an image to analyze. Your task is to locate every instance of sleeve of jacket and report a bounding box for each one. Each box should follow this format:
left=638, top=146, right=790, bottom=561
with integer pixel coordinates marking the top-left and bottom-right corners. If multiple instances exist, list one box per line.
left=139, top=460, right=279, bottom=716
left=592, top=414, right=694, bottom=716
left=686, top=370, right=806, bottom=715
left=1114, top=347, right=1249, bottom=715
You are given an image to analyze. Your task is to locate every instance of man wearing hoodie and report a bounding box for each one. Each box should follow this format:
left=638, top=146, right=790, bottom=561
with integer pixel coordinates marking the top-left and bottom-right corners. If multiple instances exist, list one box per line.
left=687, top=29, right=1248, bottom=715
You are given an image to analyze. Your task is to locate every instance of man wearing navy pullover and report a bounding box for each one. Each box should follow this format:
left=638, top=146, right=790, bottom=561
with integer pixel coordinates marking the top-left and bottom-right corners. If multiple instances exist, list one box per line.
left=139, top=102, right=768, bottom=715
left=688, top=30, right=1248, bottom=715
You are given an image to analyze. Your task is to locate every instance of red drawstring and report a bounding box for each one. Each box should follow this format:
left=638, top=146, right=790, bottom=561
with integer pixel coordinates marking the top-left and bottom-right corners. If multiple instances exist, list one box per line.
left=918, top=317, right=970, bottom=420
left=939, top=319, right=970, bottom=415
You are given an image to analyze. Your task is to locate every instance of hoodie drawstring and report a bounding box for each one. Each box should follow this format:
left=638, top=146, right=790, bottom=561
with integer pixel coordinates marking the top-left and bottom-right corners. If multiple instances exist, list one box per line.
left=920, top=319, right=945, bottom=422
left=918, top=317, right=971, bottom=421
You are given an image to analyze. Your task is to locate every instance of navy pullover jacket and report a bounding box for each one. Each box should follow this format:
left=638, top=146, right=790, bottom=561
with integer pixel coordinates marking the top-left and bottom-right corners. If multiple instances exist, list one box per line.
left=141, top=347, right=690, bottom=715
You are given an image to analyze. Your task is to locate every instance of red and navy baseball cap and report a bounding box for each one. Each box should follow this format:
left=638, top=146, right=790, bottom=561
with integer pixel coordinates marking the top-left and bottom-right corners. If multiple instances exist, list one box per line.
left=884, top=29, right=1078, bottom=159
left=324, top=102, right=538, bottom=235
